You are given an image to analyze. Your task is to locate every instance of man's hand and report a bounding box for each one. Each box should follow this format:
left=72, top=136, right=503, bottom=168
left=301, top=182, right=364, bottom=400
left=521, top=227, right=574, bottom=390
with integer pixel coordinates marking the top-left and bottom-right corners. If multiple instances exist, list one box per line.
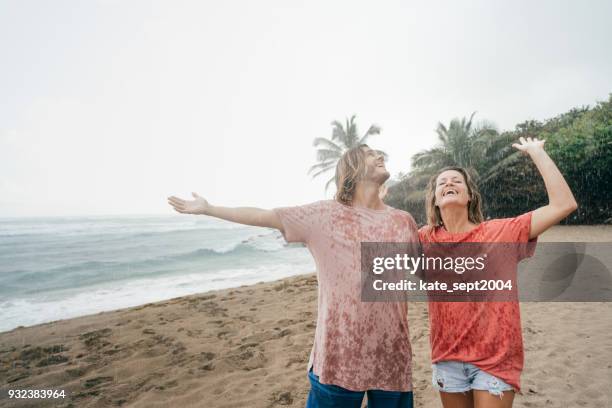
left=167, top=192, right=210, bottom=215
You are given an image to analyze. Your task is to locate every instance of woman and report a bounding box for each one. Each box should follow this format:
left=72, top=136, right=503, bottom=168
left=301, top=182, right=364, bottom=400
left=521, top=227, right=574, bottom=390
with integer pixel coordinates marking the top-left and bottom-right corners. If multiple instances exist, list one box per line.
left=418, top=137, right=577, bottom=408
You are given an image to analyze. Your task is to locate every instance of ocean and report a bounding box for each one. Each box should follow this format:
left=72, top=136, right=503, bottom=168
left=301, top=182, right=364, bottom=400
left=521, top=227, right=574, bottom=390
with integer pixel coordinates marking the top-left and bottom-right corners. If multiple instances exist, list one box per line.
left=0, top=215, right=314, bottom=332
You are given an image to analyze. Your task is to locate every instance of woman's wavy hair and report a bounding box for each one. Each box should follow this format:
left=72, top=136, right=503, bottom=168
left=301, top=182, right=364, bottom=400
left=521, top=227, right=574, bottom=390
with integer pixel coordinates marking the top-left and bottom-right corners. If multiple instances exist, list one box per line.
left=334, top=144, right=370, bottom=205
left=425, top=166, right=484, bottom=227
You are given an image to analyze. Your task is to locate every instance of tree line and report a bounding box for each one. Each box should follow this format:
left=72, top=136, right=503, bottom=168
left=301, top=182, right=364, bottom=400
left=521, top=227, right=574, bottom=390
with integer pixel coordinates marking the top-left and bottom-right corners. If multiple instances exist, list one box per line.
left=311, top=95, right=611, bottom=225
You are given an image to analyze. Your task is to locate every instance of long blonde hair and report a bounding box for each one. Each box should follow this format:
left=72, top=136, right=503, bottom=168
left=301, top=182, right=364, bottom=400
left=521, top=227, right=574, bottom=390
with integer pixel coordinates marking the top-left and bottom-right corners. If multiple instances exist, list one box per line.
left=334, top=144, right=369, bottom=205
left=425, top=166, right=484, bottom=227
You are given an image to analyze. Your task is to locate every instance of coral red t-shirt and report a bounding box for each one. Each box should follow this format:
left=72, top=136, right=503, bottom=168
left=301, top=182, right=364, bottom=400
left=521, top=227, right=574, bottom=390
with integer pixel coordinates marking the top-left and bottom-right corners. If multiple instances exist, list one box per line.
left=418, top=212, right=537, bottom=392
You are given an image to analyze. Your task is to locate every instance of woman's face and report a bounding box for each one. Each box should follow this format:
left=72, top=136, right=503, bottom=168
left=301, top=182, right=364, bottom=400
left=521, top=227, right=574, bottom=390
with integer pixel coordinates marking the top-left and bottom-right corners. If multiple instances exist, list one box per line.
left=434, top=170, right=470, bottom=209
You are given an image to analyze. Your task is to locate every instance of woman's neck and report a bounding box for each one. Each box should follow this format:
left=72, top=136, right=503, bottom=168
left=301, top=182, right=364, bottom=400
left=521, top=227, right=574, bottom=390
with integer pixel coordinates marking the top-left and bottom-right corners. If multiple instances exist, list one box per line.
left=439, top=207, right=475, bottom=233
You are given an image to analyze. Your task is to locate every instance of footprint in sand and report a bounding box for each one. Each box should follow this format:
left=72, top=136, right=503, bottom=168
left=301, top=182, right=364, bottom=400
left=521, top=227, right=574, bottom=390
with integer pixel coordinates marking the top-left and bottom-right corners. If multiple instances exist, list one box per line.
left=65, top=366, right=89, bottom=378
left=6, top=372, right=30, bottom=383
left=217, top=330, right=233, bottom=340
left=79, top=328, right=112, bottom=349
left=194, top=301, right=229, bottom=317
left=270, top=391, right=294, bottom=405
left=17, top=344, right=70, bottom=368
left=276, top=318, right=297, bottom=326
left=83, top=376, right=114, bottom=388
left=201, top=294, right=217, bottom=300
left=225, top=345, right=267, bottom=371
left=198, top=351, right=216, bottom=371
left=154, top=379, right=179, bottom=390
left=285, top=354, right=308, bottom=368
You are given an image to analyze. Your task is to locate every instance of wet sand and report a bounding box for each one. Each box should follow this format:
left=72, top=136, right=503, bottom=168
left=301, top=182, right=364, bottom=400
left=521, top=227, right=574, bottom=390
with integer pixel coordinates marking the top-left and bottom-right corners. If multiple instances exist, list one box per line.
left=1, top=225, right=611, bottom=407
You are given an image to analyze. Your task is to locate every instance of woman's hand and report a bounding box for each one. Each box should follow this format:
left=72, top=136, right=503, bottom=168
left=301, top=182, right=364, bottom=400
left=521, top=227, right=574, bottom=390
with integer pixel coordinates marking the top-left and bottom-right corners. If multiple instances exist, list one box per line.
left=512, top=136, right=545, bottom=155
left=167, top=192, right=211, bottom=215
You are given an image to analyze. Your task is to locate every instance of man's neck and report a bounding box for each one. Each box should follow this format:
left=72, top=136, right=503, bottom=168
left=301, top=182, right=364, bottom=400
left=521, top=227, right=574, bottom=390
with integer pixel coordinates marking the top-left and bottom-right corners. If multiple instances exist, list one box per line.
left=440, top=207, right=474, bottom=233
left=352, top=181, right=385, bottom=210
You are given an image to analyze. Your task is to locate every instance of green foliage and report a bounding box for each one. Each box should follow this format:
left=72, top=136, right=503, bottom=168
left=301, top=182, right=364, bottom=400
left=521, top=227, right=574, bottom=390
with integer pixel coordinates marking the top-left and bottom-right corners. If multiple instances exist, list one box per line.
left=410, top=112, right=500, bottom=180
left=386, top=95, right=612, bottom=225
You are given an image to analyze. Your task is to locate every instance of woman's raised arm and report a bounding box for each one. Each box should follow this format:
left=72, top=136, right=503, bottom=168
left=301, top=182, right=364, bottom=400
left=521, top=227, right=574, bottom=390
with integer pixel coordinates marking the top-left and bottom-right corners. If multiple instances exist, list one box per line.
left=512, top=137, right=578, bottom=239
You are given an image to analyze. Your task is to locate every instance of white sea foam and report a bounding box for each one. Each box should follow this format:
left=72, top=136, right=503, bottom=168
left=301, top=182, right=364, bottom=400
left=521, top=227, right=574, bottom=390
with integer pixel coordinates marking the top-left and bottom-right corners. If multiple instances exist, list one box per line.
left=0, top=262, right=314, bottom=333
left=0, top=215, right=314, bottom=332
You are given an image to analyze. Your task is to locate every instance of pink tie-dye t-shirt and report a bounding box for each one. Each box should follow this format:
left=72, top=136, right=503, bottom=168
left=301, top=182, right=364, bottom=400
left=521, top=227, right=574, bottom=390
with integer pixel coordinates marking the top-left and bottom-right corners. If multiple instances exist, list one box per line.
left=418, top=212, right=537, bottom=392
left=274, top=200, right=419, bottom=392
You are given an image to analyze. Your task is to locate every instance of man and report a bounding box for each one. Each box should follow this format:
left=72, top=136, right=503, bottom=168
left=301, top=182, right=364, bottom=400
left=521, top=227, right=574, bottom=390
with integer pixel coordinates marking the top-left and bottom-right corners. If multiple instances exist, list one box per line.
left=168, top=145, right=419, bottom=408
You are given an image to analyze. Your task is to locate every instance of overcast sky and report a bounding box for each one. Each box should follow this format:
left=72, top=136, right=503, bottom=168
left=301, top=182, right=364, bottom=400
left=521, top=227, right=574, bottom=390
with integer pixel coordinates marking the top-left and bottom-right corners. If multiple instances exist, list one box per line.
left=1, top=0, right=610, bottom=217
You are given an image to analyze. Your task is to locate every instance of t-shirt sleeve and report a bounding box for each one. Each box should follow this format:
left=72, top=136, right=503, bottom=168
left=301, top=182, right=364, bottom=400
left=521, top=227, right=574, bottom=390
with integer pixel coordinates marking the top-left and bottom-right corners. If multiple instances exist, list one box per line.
left=403, top=213, right=423, bottom=267
left=416, top=226, right=430, bottom=279
left=273, top=201, right=324, bottom=244
left=417, top=225, right=432, bottom=243
left=507, top=211, right=538, bottom=260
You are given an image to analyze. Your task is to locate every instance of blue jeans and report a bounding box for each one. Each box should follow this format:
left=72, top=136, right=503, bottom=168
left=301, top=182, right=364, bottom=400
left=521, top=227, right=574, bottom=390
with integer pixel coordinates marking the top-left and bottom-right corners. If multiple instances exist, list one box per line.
left=306, top=369, right=414, bottom=408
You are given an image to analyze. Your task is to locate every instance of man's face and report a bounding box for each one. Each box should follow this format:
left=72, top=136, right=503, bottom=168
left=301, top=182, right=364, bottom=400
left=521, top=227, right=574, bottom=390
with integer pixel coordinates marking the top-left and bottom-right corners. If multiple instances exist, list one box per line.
left=362, top=146, right=390, bottom=184
left=435, top=170, right=470, bottom=209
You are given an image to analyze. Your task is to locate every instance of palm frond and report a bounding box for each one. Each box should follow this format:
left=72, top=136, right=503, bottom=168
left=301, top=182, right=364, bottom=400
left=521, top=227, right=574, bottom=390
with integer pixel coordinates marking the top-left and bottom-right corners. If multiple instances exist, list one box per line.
left=312, top=137, right=342, bottom=151
left=358, top=124, right=381, bottom=145
left=316, top=149, right=342, bottom=162
left=331, top=121, right=346, bottom=142
left=411, top=147, right=450, bottom=169
left=308, top=160, right=336, bottom=175
left=479, top=151, right=523, bottom=184
left=473, top=120, right=498, bottom=135
left=345, top=115, right=359, bottom=148
left=310, top=164, right=337, bottom=178
left=464, top=111, right=477, bottom=134
left=435, top=123, right=449, bottom=144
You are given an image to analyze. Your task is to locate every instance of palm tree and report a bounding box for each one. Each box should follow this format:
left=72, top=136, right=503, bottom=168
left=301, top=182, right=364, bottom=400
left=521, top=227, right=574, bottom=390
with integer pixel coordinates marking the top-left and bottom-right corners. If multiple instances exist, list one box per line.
left=385, top=113, right=506, bottom=212
left=411, top=112, right=500, bottom=180
left=309, top=115, right=386, bottom=190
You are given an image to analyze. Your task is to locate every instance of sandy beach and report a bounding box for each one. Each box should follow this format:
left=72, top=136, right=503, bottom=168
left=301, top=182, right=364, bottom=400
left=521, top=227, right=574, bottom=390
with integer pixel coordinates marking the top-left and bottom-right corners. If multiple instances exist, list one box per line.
left=1, top=225, right=611, bottom=408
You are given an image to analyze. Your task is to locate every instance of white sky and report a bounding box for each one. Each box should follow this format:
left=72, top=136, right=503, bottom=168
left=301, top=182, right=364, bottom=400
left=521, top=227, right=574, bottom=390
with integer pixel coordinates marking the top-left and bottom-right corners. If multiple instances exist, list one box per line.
left=1, top=0, right=611, bottom=217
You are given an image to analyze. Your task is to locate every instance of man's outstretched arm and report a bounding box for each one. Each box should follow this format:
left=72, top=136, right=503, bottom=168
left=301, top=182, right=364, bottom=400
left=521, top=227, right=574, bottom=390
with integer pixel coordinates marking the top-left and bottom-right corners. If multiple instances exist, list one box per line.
left=167, top=192, right=284, bottom=231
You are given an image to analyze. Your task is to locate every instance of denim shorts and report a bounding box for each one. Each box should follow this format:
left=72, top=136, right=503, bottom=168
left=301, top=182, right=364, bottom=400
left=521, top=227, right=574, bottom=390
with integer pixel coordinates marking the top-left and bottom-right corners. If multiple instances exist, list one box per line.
left=431, top=361, right=514, bottom=397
